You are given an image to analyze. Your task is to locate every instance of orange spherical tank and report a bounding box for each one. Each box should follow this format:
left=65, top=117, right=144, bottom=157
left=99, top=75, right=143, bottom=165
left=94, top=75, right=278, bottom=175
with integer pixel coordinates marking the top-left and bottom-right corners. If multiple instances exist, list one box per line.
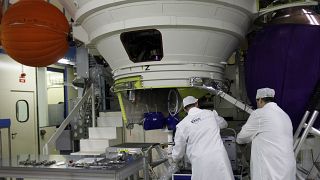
left=1, top=0, right=69, bottom=67
left=0, top=0, right=3, bottom=46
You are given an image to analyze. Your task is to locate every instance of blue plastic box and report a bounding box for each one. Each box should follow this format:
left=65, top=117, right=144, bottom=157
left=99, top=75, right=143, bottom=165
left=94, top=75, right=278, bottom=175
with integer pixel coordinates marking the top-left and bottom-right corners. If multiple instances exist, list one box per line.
left=0, top=119, right=11, bottom=128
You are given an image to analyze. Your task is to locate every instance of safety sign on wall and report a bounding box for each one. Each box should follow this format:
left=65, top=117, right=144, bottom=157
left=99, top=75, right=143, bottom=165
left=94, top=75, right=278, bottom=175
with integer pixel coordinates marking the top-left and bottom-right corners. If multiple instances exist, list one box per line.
left=19, top=73, right=26, bottom=83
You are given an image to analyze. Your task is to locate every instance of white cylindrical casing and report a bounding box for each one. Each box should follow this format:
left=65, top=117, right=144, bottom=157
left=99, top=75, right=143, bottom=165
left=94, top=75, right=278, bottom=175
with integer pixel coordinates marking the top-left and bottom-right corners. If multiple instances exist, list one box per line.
left=73, top=0, right=257, bottom=87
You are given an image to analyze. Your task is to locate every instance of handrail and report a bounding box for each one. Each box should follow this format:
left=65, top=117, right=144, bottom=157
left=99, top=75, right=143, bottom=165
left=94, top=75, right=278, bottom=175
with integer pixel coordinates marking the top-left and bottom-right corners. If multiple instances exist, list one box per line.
left=91, top=85, right=96, bottom=127
left=43, top=85, right=93, bottom=155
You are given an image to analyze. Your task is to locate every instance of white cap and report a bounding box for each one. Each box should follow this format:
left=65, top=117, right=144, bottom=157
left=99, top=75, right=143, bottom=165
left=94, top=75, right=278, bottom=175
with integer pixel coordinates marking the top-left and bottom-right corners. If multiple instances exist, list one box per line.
left=183, top=96, right=198, bottom=108
left=256, top=88, right=275, bottom=99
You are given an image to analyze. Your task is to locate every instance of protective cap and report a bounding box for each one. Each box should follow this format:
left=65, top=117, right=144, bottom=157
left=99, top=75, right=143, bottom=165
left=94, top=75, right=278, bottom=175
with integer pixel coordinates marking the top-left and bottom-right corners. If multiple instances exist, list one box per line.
left=183, top=96, right=198, bottom=108
left=256, top=88, right=275, bottom=99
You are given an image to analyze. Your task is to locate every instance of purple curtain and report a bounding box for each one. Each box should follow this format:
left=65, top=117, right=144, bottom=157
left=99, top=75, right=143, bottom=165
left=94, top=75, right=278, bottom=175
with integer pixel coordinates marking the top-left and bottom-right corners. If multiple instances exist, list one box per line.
left=245, top=24, right=320, bottom=131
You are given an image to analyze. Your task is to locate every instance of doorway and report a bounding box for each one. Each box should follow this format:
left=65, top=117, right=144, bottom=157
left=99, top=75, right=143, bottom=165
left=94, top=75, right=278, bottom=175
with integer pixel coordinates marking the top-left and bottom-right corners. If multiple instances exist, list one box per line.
left=10, top=91, right=37, bottom=159
left=46, top=68, right=66, bottom=126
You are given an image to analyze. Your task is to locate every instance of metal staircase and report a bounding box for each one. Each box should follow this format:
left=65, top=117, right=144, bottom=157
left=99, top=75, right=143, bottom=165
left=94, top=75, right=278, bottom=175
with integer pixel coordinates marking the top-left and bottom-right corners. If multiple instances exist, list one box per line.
left=71, top=111, right=123, bottom=155
left=43, top=85, right=95, bottom=155
left=43, top=83, right=123, bottom=156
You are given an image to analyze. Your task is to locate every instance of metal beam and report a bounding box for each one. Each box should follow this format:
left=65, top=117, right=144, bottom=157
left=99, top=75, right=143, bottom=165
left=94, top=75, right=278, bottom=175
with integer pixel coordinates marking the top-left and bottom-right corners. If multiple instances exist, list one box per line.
left=191, top=83, right=253, bottom=114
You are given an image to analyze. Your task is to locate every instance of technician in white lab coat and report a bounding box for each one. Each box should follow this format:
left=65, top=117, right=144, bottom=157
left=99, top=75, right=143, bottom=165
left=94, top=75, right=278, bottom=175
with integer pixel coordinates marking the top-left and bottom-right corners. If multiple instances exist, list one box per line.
left=237, top=88, right=296, bottom=180
left=172, top=96, right=234, bottom=180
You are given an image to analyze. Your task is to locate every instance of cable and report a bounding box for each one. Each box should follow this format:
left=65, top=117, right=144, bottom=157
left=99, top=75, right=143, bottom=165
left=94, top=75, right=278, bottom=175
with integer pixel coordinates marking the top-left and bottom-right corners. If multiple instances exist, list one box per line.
left=168, top=89, right=182, bottom=117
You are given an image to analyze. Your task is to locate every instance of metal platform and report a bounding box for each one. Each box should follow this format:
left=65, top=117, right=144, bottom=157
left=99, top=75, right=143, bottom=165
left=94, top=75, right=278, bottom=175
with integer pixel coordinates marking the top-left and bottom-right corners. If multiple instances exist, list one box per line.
left=0, top=155, right=143, bottom=180
left=111, top=143, right=160, bottom=150
left=109, top=143, right=169, bottom=180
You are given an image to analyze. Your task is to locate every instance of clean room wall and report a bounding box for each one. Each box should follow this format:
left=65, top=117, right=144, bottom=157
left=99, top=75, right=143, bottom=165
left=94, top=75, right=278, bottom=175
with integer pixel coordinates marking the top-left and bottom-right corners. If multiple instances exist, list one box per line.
left=0, top=54, right=38, bottom=159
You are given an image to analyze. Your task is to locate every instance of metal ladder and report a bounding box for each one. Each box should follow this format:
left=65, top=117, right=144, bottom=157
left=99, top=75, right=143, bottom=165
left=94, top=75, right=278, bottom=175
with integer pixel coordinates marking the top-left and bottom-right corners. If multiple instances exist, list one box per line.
left=294, top=81, right=320, bottom=179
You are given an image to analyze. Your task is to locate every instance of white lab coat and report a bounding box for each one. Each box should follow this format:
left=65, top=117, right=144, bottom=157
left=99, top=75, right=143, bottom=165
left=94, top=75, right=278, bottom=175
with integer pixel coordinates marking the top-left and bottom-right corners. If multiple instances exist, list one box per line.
left=172, top=107, right=234, bottom=180
left=237, top=102, right=296, bottom=180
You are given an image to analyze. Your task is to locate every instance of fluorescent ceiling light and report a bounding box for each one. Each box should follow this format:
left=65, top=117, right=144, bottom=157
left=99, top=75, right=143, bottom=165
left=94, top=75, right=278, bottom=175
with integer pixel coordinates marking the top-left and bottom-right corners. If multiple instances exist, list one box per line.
left=58, top=58, right=75, bottom=65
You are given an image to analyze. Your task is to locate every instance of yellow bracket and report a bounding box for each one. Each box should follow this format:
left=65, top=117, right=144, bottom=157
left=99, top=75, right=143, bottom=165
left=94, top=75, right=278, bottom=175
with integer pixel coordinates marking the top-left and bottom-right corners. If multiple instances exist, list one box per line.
left=114, top=76, right=143, bottom=125
left=113, top=76, right=143, bottom=93
left=117, top=92, right=128, bottom=125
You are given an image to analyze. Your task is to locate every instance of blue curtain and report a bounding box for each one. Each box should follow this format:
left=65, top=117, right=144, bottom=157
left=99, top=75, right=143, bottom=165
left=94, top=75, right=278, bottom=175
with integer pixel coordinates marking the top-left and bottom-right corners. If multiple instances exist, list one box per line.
left=245, top=24, right=320, bottom=131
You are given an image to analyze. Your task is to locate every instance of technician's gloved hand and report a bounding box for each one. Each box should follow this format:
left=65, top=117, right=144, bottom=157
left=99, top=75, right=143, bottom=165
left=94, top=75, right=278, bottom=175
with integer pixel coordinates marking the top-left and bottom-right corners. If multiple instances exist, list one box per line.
left=160, top=162, right=179, bottom=180
left=170, top=162, right=179, bottom=173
